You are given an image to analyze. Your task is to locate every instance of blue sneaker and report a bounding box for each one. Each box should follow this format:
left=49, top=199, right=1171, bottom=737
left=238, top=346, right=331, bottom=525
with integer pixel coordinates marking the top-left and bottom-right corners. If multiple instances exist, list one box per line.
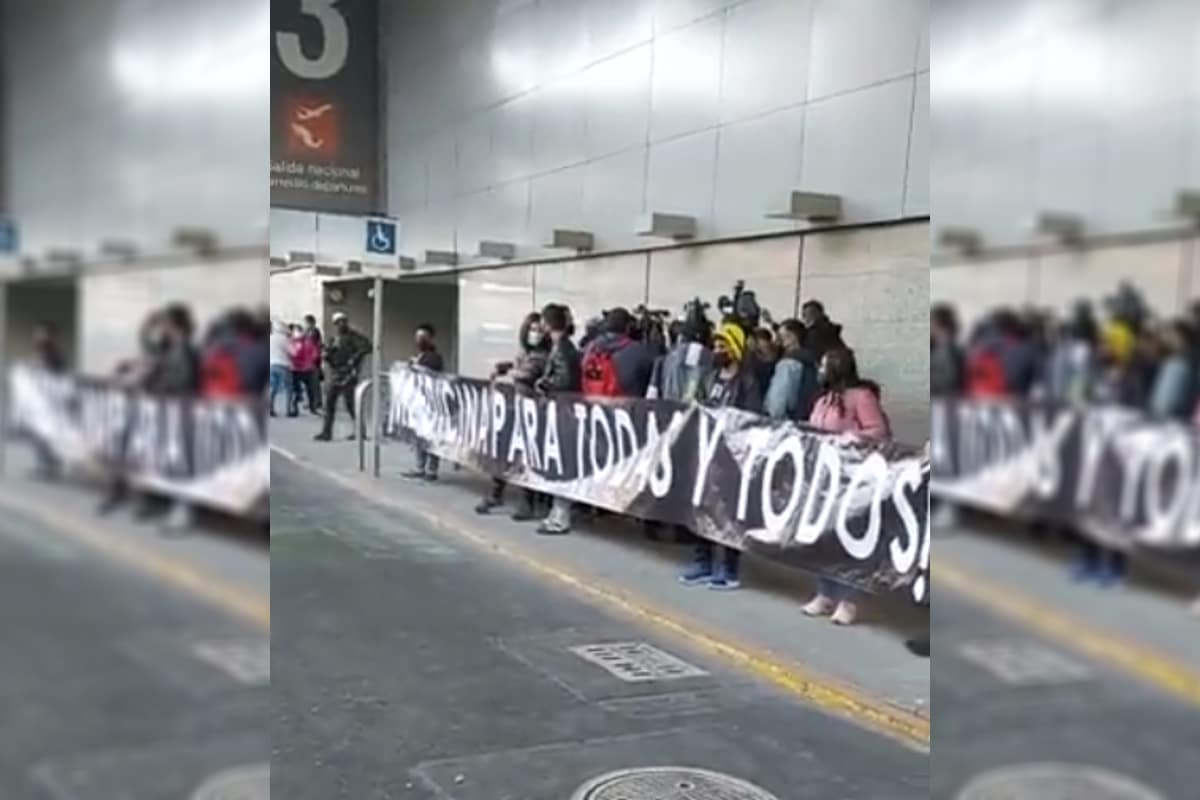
left=679, top=562, right=714, bottom=586
left=707, top=564, right=741, bottom=591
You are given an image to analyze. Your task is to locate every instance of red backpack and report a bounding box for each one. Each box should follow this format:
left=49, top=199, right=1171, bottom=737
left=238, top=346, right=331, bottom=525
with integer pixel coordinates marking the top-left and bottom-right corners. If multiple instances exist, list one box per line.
left=967, top=347, right=1007, bottom=398
left=581, top=341, right=624, bottom=397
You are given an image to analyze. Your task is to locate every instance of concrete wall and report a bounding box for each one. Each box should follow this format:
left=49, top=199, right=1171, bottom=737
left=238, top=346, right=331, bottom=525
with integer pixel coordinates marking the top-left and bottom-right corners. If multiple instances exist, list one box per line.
left=79, top=255, right=268, bottom=375
left=455, top=221, right=931, bottom=444
left=1, top=0, right=268, bottom=257
left=383, top=0, right=928, bottom=260
left=932, top=0, right=1200, bottom=248
left=931, top=235, right=1200, bottom=333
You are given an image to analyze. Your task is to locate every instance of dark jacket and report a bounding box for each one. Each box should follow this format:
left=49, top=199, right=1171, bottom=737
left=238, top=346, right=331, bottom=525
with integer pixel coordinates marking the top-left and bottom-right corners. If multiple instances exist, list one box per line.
left=764, top=347, right=819, bottom=420
left=700, top=365, right=762, bottom=414
left=930, top=339, right=965, bottom=397
left=413, top=347, right=444, bottom=372
left=540, top=336, right=582, bottom=395
left=147, top=341, right=200, bottom=396
left=806, top=318, right=845, bottom=361
left=585, top=332, right=655, bottom=397
left=325, top=328, right=372, bottom=387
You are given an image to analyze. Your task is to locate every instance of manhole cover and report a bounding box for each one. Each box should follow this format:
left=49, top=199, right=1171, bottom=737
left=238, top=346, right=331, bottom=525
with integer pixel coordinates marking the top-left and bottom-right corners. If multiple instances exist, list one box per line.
left=191, top=763, right=270, bottom=800
left=956, top=763, right=1165, bottom=800
left=572, top=767, right=779, bottom=799
left=569, top=642, right=708, bottom=683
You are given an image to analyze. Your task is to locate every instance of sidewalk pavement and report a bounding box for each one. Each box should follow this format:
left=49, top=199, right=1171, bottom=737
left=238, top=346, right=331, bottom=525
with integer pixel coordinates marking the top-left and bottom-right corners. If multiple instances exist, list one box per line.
left=270, top=414, right=931, bottom=718
left=0, top=443, right=269, bottom=619
left=937, top=517, right=1200, bottom=675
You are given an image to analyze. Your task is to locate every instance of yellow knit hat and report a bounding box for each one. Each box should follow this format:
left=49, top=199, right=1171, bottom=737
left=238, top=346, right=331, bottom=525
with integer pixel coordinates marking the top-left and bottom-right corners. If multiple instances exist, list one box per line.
left=1102, top=321, right=1135, bottom=365
left=715, top=322, right=747, bottom=362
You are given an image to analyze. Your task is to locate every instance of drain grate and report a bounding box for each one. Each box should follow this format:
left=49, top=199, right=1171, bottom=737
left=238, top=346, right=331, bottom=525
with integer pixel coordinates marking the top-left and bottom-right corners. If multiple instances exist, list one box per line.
left=569, top=642, right=708, bottom=683
left=956, top=763, right=1166, bottom=800
left=572, top=767, right=780, bottom=799
left=956, top=640, right=1092, bottom=686
left=190, top=763, right=270, bottom=800
left=190, top=639, right=271, bottom=686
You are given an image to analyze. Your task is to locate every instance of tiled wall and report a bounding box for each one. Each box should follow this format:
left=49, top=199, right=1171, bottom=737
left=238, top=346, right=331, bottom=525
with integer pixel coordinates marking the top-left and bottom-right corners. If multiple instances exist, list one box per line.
left=1, top=0, right=268, bottom=257
left=383, top=0, right=929, bottom=259
left=932, top=0, right=1200, bottom=248
left=931, top=236, right=1200, bottom=333
left=457, top=221, right=931, bottom=444
left=80, top=256, right=268, bottom=375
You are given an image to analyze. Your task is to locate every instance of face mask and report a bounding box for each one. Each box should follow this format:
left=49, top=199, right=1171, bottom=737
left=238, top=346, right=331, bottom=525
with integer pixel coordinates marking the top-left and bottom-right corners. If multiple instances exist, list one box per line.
left=526, top=330, right=544, bottom=347
left=713, top=351, right=731, bottom=369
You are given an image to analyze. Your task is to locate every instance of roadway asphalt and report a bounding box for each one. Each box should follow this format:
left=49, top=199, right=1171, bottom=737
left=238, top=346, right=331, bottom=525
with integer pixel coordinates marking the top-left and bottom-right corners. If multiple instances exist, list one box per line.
left=0, top=499, right=269, bottom=799
left=933, top=583, right=1200, bottom=799
left=270, top=454, right=929, bottom=799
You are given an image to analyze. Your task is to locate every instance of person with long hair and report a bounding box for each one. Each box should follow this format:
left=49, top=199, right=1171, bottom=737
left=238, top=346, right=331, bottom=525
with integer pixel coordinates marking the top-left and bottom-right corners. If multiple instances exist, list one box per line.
left=477, top=311, right=551, bottom=519
left=802, top=346, right=891, bottom=624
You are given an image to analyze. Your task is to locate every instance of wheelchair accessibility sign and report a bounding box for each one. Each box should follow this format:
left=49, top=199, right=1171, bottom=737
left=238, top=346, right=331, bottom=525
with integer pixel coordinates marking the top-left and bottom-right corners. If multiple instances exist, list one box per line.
left=366, top=219, right=397, bottom=255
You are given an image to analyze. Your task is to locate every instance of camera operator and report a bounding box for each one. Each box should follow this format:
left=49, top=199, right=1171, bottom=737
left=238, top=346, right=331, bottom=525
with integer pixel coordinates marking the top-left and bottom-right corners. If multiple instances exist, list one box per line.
left=679, top=321, right=763, bottom=590
left=476, top=312, right=551, bottom=520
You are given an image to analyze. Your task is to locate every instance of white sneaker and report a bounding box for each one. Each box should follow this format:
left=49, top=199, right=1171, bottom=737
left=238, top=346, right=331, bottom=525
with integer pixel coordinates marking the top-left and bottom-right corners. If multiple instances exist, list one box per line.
left=802, top=595, right=835, bottom=617
left=831, top=599, right=858, bottom=626
left=1190, top=597, right=1200, bottom=617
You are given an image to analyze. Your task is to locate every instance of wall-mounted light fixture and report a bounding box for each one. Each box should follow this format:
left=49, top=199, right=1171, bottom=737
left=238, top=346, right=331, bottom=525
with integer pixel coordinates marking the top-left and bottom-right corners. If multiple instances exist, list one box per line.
left=398, top=256, right=417, bottom=271
left=346, top=260, right=364, bottom=274
left=171, top=226, right=218, bottom=256
left=936, top=226, right=983, bottom=256
left=546, top=229, right=594, bottom=252
left=635, top=212, right=696, bottom=240
left=1031, top=211, right=1084, bottom=245
left=1172, top=189, right=1200, bottom=222
left=424, top=249, right=460, bottom=266
left=99, top=239, right=139, bottom=263
left=479, top=240, right=517, bottom=260
left=288, top=250, right=315, bottom=264
left=766, top=191, right=842, bottom=222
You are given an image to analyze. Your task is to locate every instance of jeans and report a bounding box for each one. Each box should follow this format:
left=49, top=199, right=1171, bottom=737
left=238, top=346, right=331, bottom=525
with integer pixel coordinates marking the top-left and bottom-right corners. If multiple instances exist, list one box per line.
left=414, top=444, right=440, bottom=477
left=268, top=365, right=291, bottom=413
left=817, top=577, right=851, bottom=601
left=319, top=381, right=356, bottom=437
left=692, top=537, right=741, bottom=579
left=544, top=495, right=572, bottom=530
left=290, top=370, right=320, bottom=413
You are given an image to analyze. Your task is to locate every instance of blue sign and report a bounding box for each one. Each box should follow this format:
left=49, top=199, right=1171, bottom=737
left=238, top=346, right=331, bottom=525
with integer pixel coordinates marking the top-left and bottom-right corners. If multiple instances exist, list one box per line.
left=0, top=218, right=17, bottom=254
left=366, top=219, right=396, bottom=256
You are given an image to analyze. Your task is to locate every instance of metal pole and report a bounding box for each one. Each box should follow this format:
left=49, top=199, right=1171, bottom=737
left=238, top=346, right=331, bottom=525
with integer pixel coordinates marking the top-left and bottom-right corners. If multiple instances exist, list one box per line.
left=355, top=379, right=370, bottom=472
left=0, top=280, right=7, bottom=477
left=371, top=274, right=383, bottom=478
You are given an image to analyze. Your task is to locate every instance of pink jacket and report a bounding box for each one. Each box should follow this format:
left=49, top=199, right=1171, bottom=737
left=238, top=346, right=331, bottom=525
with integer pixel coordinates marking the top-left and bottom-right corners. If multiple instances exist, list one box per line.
left=290, top=336, right=320, bottom=372
left=808, top=387, right=891, bottom=441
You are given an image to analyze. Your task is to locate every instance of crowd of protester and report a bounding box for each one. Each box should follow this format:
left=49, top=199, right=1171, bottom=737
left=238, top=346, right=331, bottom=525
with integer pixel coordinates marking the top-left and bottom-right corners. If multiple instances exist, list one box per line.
left=24, top=302, right=272, bottom=529
left=399, top=285, right=898, bottom=627
left=930, top=283, right=1200, bottom=592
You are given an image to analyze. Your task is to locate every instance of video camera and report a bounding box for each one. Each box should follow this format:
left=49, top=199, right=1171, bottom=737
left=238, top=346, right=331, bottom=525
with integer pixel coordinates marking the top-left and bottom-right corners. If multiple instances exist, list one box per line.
left=717, top=280, right=764, bottom=332
left=632, top=304, right=672, bottom=355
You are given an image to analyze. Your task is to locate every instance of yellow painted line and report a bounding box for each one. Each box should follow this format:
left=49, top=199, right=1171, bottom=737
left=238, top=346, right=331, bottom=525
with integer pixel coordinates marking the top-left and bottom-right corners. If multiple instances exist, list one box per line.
left=273, top=445, right=930, bottom=751
left=938, top=560, right=1200, bottom=706
left=0, top=485, right=269, bottom=630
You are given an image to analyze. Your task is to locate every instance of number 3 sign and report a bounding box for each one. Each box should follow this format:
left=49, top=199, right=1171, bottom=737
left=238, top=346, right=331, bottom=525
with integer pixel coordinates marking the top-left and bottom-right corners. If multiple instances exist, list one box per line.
left=274, top=0, right=349, bottom=80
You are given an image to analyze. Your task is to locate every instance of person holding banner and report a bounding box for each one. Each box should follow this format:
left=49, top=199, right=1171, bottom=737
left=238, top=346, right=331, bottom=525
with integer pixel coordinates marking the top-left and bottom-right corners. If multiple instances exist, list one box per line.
left=679, top=322, right=762, bottom=591
left=535, top=304, right=582, bottom=535
left=802, top=346, right=892, bottom=624
left=476, top=312, right=550, bottom=518
left=404, top=323, right=446, bottom=481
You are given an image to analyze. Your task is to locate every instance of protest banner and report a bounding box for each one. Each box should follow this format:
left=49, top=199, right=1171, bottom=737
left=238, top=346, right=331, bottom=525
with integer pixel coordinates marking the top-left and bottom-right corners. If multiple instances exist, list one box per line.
left=387, top=366, right=931, bottom=604
left=8, top=366, right=268, bottom=516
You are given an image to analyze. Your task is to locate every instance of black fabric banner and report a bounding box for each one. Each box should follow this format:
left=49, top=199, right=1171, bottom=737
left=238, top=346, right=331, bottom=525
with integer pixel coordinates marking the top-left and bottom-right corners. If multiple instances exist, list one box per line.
left=931, top=398, right=1200, bottom=550
left=8, top=366, right=269, bottom=515
left=386, top=367, right=931, bottom=605
left=271, top=0, right=380, bottom=212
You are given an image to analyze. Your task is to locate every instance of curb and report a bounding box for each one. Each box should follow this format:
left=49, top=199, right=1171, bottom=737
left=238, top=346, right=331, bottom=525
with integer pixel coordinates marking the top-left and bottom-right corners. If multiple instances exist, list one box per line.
left=272, top=444, right=931, bottom=751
